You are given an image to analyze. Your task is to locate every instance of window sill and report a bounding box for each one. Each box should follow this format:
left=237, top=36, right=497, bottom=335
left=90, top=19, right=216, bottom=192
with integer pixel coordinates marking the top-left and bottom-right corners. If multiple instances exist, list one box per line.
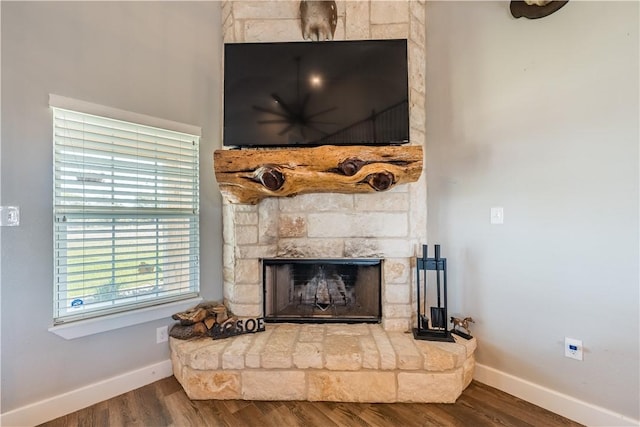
left=48, top=297, right=203, bottom=340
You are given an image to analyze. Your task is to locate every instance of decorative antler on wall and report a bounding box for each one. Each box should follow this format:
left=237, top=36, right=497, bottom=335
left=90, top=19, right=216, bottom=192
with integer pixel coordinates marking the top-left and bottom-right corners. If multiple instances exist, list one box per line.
left=300, top=0, right=338, bottom=41
left=510, top=0, right=569, bottom=19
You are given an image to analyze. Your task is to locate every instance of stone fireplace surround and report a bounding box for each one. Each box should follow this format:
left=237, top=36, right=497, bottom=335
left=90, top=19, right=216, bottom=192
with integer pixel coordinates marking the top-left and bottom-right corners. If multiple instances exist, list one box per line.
left=169, top=0, right=476, bottom=404
left=221, top=0, right=427, bottom=333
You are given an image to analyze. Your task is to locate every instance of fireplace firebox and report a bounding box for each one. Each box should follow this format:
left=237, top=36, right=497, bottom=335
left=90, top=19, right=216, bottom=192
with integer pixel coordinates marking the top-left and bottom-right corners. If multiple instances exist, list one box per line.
left=263, top=258, right=382, bottom=323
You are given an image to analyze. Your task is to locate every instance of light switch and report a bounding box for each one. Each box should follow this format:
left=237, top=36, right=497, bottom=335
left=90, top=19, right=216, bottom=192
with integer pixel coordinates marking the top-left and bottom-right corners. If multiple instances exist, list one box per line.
left=0, top=206, right=20, bottom=226
left=490, top=207, right=504, bottom=225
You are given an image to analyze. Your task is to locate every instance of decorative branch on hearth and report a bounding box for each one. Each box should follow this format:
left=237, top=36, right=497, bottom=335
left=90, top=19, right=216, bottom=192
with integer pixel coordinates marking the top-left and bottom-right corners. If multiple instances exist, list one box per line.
left=170, top=301, right=266, bottom=340
left=213, top=145, right=423, bottom=204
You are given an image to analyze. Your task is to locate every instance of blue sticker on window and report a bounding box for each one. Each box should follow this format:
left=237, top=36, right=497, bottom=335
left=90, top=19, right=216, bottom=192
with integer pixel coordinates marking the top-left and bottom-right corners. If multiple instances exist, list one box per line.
left=71, top=299, right=84, bottom=307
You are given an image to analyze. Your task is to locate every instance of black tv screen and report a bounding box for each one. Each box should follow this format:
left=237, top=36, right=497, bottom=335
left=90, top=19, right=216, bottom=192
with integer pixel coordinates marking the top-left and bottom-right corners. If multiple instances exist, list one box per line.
left=223, top=39, right=409, bottom=148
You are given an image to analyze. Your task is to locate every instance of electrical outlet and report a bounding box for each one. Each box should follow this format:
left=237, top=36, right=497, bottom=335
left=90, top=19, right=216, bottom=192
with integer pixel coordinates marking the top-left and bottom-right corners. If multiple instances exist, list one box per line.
left=565, top=337, right=583, bottom=360
left=156, top=325, right=168, bottom=343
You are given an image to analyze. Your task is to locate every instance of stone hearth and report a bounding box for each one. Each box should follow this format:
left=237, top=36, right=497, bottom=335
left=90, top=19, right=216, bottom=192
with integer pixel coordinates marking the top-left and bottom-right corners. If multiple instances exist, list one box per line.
left=171, top=323, right=476, bottom=403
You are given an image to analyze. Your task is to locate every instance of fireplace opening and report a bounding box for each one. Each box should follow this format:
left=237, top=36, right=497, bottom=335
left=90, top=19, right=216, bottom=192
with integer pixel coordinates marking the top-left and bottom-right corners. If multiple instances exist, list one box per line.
left=263, top=258, right=382, bottom=323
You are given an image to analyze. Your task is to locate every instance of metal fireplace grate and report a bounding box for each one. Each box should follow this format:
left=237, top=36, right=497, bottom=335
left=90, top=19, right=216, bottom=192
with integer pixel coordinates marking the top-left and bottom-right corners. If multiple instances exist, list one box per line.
left=262, top=258, right=382, bottom=324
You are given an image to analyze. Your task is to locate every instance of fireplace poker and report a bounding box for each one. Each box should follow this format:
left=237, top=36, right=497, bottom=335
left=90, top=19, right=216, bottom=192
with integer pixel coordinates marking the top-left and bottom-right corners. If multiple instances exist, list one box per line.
left=430, top=245, right=446, bottom=329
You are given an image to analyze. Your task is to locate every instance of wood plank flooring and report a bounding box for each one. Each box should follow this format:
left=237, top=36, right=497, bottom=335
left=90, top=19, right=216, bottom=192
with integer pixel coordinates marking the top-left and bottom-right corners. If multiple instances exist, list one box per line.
left=39, top=377, right=583, bottom=427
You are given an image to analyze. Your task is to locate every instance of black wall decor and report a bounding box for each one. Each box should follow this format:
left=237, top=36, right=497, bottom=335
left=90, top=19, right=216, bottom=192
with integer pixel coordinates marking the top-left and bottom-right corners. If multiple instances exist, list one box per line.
left=510, top=1, right=569, bottom=19
left=413, top=244, right=455, bottom=342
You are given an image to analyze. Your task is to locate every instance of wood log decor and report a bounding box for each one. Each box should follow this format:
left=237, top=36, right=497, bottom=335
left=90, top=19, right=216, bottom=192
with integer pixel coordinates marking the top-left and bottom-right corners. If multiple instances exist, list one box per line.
left=213, top=145, right=423, bottom=204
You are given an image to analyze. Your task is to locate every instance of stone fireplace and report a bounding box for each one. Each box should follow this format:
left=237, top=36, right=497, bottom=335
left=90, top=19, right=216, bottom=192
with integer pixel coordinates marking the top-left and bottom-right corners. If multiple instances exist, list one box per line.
left=170, top=3, right=476, bottom=403
left=220, top=0, right=427, bottom=332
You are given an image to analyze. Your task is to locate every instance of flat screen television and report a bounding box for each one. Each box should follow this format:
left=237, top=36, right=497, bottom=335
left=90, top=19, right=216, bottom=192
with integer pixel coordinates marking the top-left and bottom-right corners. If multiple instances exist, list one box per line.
left=223, top=39, right=409, bottom=148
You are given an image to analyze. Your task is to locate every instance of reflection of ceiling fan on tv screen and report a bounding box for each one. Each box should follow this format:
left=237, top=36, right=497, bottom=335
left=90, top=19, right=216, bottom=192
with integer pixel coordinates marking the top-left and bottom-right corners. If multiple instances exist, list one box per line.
left=252, top=57, right=336, bottom=141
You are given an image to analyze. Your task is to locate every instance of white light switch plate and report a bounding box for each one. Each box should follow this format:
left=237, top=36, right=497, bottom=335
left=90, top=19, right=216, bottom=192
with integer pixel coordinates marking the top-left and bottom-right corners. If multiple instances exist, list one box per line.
left=490, top=207, right=504, bottom=224
left=0, top=206, right=20, bottom=226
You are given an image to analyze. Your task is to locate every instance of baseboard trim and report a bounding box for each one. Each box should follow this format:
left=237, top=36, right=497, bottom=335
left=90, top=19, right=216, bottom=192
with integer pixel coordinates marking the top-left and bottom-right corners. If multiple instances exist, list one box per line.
left=474, top=363, right=639, bottom=427
left=3, top=360, right=637, bottom=426
left=0, top=359, right=173, bottom=427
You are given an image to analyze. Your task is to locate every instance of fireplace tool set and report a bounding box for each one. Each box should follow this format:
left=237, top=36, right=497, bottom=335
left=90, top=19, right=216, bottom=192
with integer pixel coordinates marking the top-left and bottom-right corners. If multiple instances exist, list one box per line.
left=413, top=244, right=455, bottom=342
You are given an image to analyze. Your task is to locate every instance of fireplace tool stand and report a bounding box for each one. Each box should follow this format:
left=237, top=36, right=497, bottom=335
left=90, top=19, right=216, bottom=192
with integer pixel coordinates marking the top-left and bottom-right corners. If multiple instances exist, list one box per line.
left=413, top=244, right=455, bottom=342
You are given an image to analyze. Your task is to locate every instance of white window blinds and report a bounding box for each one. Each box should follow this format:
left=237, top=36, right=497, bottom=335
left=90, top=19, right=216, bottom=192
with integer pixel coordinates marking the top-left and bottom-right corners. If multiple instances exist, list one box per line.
left=52, top=106, right=200, bottom=324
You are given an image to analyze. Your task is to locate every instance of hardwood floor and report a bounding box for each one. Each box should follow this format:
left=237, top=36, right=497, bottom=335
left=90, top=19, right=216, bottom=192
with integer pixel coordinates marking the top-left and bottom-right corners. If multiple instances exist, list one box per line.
left=39, top=377, right=583, bottom=427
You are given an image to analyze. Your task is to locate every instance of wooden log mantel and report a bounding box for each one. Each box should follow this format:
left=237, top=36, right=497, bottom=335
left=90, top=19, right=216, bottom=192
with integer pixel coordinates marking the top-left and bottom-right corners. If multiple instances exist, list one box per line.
left=213, top=145, right=423, bottom=204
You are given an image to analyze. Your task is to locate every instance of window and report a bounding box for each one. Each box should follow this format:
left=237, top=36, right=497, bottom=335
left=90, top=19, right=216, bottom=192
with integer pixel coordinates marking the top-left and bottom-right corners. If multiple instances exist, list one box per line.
left=52, top=100, right=200, bottom=324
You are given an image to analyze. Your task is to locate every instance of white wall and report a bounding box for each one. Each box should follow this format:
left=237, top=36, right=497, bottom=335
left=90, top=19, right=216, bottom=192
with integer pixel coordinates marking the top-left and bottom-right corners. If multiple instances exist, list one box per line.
left=426, top=0, right=639, bottom=421
left=1, top=1, right=223, bottom=413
